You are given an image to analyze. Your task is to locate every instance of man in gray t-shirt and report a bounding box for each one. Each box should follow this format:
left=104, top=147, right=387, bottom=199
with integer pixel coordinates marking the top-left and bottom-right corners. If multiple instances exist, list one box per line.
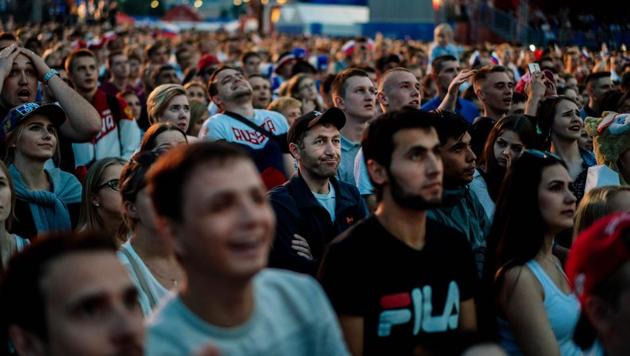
left=145, top=141, right=349, bottom=356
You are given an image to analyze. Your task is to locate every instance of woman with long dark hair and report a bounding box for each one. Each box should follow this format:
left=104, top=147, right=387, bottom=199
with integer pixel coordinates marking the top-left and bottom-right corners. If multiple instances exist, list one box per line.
left=472, top=115, right=536, bottom=219
left=537, top=96, right=596, bottom=202
left=482, top=150, right=595, bottom=355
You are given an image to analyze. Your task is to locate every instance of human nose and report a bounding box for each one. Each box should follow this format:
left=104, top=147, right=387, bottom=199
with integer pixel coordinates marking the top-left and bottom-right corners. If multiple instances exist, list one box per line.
left=565, top=188, right=577, bottom=205
left=18, top=71, right=28, bottom=85
left=109, top=307, right=143, bottom=348
left=426, top=152, right=443, bottom=177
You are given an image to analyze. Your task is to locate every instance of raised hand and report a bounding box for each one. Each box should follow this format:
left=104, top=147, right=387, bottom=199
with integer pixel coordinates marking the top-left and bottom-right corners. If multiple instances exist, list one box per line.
left=0, top=44, right=20, bottom=80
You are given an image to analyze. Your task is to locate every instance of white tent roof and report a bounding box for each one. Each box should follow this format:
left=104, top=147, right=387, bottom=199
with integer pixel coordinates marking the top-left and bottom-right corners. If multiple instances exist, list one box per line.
left=279, top=4, right=369, bottom=25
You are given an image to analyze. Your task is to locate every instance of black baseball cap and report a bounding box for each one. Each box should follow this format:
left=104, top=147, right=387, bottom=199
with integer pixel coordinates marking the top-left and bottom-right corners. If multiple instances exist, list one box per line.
left=287, top=108, right=346, bottom=144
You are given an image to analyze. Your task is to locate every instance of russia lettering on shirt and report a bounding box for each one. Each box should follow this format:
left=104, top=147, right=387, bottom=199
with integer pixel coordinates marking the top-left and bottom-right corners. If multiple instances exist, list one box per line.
left=94, top=108, right=117, bottom=141
left=204, top=110, right=289, bottom=150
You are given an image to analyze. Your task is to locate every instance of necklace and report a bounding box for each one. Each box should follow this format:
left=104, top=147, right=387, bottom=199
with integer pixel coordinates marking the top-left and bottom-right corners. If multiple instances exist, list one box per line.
left=144, top=260, right=182, bottom=290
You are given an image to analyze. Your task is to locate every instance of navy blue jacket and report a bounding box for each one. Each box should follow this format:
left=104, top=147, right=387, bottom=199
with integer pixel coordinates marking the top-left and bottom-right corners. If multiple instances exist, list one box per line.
left=268, top=174, right=368, bottom=275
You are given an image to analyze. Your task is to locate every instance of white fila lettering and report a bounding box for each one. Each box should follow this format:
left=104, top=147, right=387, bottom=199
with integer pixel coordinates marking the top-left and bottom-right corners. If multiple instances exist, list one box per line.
left=377, top=281, right=460, bottom=337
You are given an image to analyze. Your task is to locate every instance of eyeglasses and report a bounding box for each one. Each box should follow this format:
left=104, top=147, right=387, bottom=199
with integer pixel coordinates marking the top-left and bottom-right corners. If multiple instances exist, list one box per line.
left=522, top=149, right=562, bottom=161
left=98, top=179, right=120, bottom=192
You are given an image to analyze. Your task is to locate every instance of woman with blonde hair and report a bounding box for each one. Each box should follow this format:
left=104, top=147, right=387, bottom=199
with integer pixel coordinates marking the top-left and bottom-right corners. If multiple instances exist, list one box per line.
left=147, top=84, right=195, bottom=139
left=0, top=161, right=29, bottom=271
left=574, top=185, right=630, bottom=237
left=2, top=103, right=81, bottom=239
left=184, top=81, right=209, bottom=107
left=268, top=96, right=302, bottom=126
left=78, top=157, right=127, bottom=245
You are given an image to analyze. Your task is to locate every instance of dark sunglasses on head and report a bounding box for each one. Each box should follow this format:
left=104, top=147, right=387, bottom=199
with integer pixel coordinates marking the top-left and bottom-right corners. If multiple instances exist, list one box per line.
left=98, top=179, right=120, bottom=191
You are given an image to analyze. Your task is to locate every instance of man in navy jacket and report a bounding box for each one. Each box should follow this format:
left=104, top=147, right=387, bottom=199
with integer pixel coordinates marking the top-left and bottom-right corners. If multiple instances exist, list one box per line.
left=268, top=108, right=368, bottom=275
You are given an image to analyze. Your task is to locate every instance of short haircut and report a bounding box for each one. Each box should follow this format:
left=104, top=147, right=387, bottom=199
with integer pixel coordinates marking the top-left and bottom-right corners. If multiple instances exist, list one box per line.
left=207, top=65, right=243, bottom=98
left=147, top=142, right=251, bottom=223
left=320, top=74, right=336, bottom=95
left=107, top=49, right=126, bottom=68
left=431, top=55, right=458, bottom=74
left=268, top=96, right=301, bottom=113
left=152, top=64, right=177, bottom=85
left=145, top=41, right=166, bottom=59
left=362, top=109, right=438, bottom=197
left=586, top=71, right=611, bottom=86
left=376, top=54, right=402, bottom=74
left=432, top=111, right=470, bottom=145
left=64, top=48, right=96, bottom=73
left=378, top=67, right=413, bottom=91
left=472, top=65, right=509, bottom=89
left=241, top=51, right=261, bottom=64
left=0, top=231, right=116, bottom=341
left=331, top=68, right=370, bottom=99
left=140, top=122, right=187, bottom=152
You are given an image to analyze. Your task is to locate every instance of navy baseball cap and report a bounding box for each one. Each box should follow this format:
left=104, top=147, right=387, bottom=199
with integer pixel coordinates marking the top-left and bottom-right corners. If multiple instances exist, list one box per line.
left=1, top=102, right=66, bottom=140
left=287, top=108, right=346, bottom=144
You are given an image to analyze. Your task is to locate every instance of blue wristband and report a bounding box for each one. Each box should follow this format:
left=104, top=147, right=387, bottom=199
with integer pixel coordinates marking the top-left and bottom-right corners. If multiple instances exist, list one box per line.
left=43, top=69, right=59, bottom=83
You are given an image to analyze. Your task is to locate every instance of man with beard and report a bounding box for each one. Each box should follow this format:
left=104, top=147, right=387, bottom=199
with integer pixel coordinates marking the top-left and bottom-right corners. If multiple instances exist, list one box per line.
left=200, top=66, right=291, bottom=189
left=318, top=108, right=477, bottom=356
left=428, top=112, right=490, bottom=277
left=268, top=108, right=368, bottom=275
left=469, top=65, right=514, bottom=157
left=2, top=231, right=144, bottom=356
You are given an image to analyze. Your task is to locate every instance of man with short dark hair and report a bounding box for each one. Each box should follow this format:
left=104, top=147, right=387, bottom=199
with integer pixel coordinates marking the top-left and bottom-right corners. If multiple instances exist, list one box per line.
left=319, top=109, right=477, bottom=355
left=200, top=66, right=292, bottom=189
left=428, top=112, right=490, bottom=276
left=241, top=51, right=262, bottom=77
left=145, top=142, right=349, bottom=356
left=1, top=231, right=144, bottom=356
left=248, top=74, right=271, bottom=109
left=421, top=55, right=479, bottom=123
left=268, top=108, right=368, bottom=275
left=469, top=65, right=514, bottom=157
left=152, top=64, right=180, bottom=87
left=331, top=67, right=376, bottom=185
left=582, top=72, right=613, bottom=117
left=100, top=50, right=132, bottom=97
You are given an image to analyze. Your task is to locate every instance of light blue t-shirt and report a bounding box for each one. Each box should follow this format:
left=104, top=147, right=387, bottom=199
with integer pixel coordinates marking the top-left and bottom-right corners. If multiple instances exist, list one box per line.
left=338, top=135, right=361, bottom=185
left=118, top=242, right=172, bottom=317
left=199, top=109, right=289, bottom=149
left=353, top=148, right=374, bottom=196
left=146, top=269, right=349, bottom=356
left=312, top=183, right=336, bottom=222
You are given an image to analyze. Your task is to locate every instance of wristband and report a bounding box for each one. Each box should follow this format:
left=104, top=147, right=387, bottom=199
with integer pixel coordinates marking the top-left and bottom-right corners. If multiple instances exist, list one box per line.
left=43, top=69, right=59, bottom=83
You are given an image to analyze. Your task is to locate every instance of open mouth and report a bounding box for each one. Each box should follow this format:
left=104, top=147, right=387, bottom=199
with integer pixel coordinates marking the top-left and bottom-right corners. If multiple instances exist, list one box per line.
left=364, top=104, right=374, bottom=110
left=409, top=99, right=420, bottom=106
left=17, top=89, right=31, bottom=100
left=568, top=124, right=582, bottom=131
left=502, top=97, right=512, bottom=105
left=228, top=239, right=264, bottom=257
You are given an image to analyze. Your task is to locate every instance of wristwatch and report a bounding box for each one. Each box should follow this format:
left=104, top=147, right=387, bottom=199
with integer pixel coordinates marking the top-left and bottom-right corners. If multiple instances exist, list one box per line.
left=43, top=69, right=59, bottom=83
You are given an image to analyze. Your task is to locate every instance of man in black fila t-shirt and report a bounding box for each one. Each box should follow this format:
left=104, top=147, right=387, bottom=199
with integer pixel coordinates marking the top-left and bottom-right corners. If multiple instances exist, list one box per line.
left=318, top=109, right=478, bottom=355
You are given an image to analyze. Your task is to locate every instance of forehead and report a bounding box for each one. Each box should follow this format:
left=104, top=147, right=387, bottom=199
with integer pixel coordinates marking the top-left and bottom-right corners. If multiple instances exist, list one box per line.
left=12, top=53, right=34, bottom=68
left=439, top=61, right=459, bottom=72
left=41, top=252, right=130, bottom=303
left=249, top=77, right=269, bottom=86
left=345, top=76, right=374, bottom=90
left=392, top=127, right=439, bottom=152
left=555, top=99, right=578, bottom=112
left=385, top=71, right=417, bottom=86
left=594, top=77, right=612, bottom=86
left=484, top=72, right=511, bottom=84
left=246, top=56, right=261, bottom=63
left=541, top=164, right=571, bottom=183
left=156, top=129, right=186, bottom=144
left=497, top=129, right=523, bottom=143
left=183, top=159, right=263, bottom=202
left=216, top=69, right=241, bottom=81
left=74, top=55, right=96, bottom=66
left=22, top=113, right=53, bottom=126
left=167, top=94, right=189, bottom=105
left=112, top=54, right=128, bottom=62
left=303, top=123, right=340, bottom=139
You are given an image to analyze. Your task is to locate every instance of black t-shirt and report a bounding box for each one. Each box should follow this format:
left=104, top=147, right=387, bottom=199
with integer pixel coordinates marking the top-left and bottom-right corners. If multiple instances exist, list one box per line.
left=318, top=215, right=477, bottom=356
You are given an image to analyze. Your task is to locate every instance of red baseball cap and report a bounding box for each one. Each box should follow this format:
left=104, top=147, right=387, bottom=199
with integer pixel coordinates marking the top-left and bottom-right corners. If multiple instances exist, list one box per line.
left=566, top=211, right=630, bottom=305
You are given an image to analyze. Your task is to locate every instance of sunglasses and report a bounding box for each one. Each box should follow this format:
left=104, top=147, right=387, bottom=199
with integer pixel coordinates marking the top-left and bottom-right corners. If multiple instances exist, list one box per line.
left=522, top=149, right=562, bottom=161
left=98, top=179, right=120, bottom=192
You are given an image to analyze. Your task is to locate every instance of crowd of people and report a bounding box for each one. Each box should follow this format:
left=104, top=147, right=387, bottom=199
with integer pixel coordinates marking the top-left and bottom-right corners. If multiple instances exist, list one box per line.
left=0, top=15, right=630, bottom=356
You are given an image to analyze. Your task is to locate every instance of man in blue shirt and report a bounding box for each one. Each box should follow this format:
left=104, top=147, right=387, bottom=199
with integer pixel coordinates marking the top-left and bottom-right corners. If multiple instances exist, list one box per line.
left=145, top=142, right=349, bottom=356
left=421, top=55, right=479, bottom=124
